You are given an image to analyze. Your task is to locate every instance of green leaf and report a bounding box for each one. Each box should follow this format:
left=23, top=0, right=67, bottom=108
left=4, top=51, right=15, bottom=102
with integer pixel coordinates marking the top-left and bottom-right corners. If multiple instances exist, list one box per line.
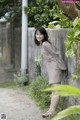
left=72, top=74, right=78, bottom=80
left=73, top=17, right=79, bottom=27
left=77, top=67, right=80, bottom=73
left=55, top=24, right=61, bottom=28
left=52, top=106, right=80, bottom=120
left=48, top=24, right=55, bottom=28
left=74, top=31, right=80, bottom=38
left=37, top=55, right=42, bottom=61
left=43, top=84, right=80, bottom=97
left=65, top=49, right=75, bottom=58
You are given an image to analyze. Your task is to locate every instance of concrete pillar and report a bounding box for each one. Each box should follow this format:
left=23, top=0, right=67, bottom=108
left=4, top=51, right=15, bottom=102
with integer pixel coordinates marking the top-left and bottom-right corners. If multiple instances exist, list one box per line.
left=21, top=0, right=28, bottom=73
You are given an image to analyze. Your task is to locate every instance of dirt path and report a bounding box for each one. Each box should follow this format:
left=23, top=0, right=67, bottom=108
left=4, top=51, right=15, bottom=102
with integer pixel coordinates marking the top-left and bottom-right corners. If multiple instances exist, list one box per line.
left=0, top=88, right=50, bottom=120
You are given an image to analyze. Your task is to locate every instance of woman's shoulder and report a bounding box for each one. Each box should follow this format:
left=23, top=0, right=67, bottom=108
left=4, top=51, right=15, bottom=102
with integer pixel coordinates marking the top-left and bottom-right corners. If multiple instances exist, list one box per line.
left=42, top=41, right=51, bottom=47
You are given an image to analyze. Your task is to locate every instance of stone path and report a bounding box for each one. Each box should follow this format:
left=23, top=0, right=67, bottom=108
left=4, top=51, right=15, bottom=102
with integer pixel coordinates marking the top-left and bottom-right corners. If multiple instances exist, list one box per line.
left=0, top=88, right=50, bottom=120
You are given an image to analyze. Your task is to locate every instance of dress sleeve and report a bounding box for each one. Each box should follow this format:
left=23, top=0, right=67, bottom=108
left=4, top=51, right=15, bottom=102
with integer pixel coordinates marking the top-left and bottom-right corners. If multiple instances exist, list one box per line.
left=42, top=42, right=59, bottom=56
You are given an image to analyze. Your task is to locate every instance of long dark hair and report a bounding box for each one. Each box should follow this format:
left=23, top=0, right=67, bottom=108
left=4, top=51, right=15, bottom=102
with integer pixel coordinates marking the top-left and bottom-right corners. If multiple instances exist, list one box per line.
left=34, top=27, right=50, bottom=46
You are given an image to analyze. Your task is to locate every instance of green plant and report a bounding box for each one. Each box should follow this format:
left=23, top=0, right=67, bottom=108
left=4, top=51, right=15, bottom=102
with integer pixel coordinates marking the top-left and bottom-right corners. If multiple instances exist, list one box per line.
left=0, top=82, right=16, bottom=88
left=0, top=0, right=21, bottom=27
left=29, top=75, right=51, bottom=109
left=14, top=72, right=29, bottom=87
left=34, top=55, right=42, bottom=77
left=24, top=0, right=70, bottom=28
left=64, top=17, right=80, bottom=80
left=64, top=17, right=80, bottom=58
left=24, top=0, right=52, bottom=27
left=44, top=84, right=80, bottom=120
left=48, top=7, right=72, bottom=28
left=21, top=76, right=65, bottom=113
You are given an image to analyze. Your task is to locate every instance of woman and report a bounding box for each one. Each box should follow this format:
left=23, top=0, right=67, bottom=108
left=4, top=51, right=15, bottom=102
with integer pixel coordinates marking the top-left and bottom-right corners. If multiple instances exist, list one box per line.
left=34, top=27, right=66, bottom=117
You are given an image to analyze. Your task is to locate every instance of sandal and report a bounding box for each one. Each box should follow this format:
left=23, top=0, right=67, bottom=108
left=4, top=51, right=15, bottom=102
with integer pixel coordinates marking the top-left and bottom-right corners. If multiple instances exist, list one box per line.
left=42, top=111, right=53, bottom=118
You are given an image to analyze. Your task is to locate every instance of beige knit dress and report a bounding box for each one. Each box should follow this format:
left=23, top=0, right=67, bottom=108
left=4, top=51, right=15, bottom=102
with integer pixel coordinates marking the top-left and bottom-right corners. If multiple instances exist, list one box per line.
left=41, top=41, right=66, bottom=84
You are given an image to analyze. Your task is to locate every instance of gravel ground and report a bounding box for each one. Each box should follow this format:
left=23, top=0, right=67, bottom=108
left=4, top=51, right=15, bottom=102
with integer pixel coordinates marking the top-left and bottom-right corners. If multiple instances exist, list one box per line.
left=0, top=88, right=50, bottom=120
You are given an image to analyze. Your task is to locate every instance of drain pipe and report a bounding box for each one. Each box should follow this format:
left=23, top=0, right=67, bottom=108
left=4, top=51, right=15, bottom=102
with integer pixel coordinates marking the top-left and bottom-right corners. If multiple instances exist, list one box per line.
left=21, top=0, right=28, bottom=74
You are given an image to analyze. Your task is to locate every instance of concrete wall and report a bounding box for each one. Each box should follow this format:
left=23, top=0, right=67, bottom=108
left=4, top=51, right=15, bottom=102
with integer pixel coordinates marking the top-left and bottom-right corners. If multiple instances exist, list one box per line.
left=67, top=58, right=80, bottom=105
left=0, top=27, right=7, bottom=62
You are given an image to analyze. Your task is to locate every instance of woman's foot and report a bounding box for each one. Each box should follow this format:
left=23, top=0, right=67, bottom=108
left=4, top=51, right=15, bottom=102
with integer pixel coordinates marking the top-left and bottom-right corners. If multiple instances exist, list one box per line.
left=42, top=110, right=56, bottom=118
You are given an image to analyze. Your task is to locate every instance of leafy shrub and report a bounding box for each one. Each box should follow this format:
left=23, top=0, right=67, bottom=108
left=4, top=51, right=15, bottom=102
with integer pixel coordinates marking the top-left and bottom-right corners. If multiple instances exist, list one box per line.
left=64, top=17, right=80, bottom=80
left=34, top=55, right=42, bottom=77
left=29, top=75, right=51, bottom=109
left=44, top=84, right=80, bottom=120
left=24, top=1, right=72, bottom=28
left=48, top=8, right=72, bottom=29
left=64, top=17, right=80, bottom=58
left=14, top=72, right=29, bottom=87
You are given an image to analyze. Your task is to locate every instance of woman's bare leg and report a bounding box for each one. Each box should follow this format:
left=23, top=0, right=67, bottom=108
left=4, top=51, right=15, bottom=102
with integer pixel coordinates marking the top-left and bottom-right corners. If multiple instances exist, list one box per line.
left=48, top=92, right=59, bottom=113
left=42, top=84, right=60, bottom=117
left=48, top=83, right=60, bottom=113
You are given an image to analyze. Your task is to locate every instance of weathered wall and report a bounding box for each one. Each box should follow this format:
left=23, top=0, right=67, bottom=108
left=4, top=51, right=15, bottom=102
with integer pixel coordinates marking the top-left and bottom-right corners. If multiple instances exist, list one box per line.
left=67, top=58, right=80, bottom=105
left=6, top=24, right=21, bottom=70
left=0, top=23, right=14, bottom=82
left=14, top=28, right=21, bottom=69
left=0, top=27, right=7, bottom=63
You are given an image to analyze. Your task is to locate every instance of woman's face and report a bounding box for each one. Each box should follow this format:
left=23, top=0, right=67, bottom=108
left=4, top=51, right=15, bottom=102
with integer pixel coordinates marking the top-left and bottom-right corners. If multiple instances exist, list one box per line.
left=36, top=30, right=44, bottom=42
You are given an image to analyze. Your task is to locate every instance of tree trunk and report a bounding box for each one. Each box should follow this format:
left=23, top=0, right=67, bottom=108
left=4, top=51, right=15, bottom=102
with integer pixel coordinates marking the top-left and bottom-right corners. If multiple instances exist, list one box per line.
left=57, top=0, right=80, bottom=19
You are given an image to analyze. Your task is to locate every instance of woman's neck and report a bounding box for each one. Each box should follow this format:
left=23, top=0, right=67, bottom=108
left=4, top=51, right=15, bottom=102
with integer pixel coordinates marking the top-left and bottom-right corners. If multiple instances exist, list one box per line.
left=40, top=41, right=42, bottom=45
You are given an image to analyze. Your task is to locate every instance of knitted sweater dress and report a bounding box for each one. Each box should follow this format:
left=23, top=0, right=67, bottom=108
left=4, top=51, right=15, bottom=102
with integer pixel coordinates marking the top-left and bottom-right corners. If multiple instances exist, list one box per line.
left=41, top=41, right=66, bottom=84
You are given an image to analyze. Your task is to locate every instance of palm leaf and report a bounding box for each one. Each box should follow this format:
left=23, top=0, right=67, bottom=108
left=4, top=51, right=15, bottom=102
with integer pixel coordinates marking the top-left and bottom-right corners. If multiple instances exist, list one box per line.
left=52, top=106, right=80, bottom=120
left=43, top=84, right=80, bottom=97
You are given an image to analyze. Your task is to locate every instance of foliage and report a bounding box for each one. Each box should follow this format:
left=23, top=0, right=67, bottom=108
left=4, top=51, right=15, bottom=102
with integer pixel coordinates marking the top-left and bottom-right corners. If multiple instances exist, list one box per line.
left=29, top=75, right=51, bottom=109
left=24, top=0, right=55, bottom=27
left=72, top=74, right=78, bottom=81
left=64, top=17, right=80, bottom=58
left=7, top=4, right=22, bottom=27
left=14, top=72, right=29, bottom=87
left=0, top=82, right=16, bottom=89
left=0, top=0, right=73, bottom=27
left=44, top=84, right=80, bottom=120
left=48, top=7, right=72, bottom=28
left=64, top=17, right=80, bottom=80
left=21, top=76, right=65, bottom=113
left=44, top=84, right=80, bottom=97
left=24, top=0, right=72, bottom=28
left=0, top=0, right=15, bottom=17
left=34, top=55, right=42, bottom=77
left=0, top=0, right=21, bottom=27
left=52, top=106, right=80, bottom=120
left=63, top=114, right=80, bottom=120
